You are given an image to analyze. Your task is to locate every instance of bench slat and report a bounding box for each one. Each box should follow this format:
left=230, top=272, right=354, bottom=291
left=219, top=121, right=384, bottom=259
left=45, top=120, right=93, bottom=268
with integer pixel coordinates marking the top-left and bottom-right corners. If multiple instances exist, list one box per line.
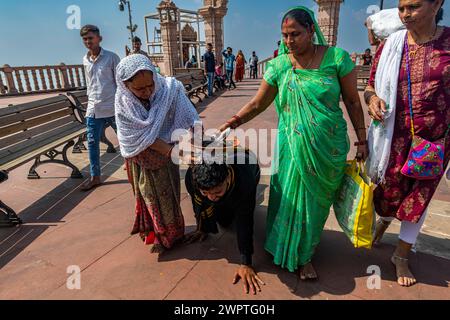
left=0, top=108, right=74, bottom=137
left=0, top=100, right=72, bottom=127
left=0, top=122, right=85, bottom=166
left=0, top=128, right=86, bottom=172
left=0, top=95, right=68, bottom=117
left=0, top=115, right=76, bottom=148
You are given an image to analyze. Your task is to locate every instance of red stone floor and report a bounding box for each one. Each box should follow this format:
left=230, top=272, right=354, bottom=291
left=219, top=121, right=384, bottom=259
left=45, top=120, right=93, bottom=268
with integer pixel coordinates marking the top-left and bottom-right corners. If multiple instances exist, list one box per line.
left=0, top=79, right=448, bottom=300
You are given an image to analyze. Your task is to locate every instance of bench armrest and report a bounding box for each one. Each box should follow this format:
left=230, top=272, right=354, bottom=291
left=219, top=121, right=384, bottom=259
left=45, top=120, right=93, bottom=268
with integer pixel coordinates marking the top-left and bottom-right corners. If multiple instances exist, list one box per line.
left=63, top=93, right=86, bottom=124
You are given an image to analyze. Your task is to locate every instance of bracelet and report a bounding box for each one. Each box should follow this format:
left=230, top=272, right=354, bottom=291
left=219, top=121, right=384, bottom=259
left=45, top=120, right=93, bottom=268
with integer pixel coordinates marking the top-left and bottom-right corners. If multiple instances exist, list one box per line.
left=232, top=114, right=243, bottom=126
left=226, top=115, right=243, bottom=129
left=354, top=140, right=368, bottom=146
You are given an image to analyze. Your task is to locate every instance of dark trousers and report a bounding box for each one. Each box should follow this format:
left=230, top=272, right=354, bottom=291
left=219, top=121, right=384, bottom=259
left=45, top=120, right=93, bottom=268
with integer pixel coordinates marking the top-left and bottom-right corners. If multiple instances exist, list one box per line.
left=250, top=66, right=258, bottom=79
left=226, top=69, right=236, bottom=89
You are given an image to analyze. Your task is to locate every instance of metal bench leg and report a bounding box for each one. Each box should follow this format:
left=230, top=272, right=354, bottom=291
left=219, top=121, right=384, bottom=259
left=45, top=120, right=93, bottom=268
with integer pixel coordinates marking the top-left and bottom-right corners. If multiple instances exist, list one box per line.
left=72, top=133, right=87, bottom=154
left=0, top=200, right=22, bottom=228
left=101, top=126, right=116, bottom=154
left=28, top=140, right=83, bottom=179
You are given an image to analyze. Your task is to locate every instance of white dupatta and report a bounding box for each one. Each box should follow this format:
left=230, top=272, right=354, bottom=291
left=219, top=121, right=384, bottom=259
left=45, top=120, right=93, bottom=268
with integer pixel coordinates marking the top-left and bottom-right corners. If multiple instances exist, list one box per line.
left=367, top=29, right=407, bottom=183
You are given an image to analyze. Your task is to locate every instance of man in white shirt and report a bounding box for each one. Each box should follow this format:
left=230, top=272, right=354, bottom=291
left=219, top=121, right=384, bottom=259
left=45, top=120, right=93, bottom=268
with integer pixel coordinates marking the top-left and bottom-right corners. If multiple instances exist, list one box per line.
left=80, top=25, right=120, bottom=191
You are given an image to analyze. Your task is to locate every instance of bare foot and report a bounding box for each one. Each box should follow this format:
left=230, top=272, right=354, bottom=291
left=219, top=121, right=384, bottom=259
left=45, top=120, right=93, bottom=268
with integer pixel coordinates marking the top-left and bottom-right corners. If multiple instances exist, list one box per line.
left=391, top=255, right=417, bottom=287
left=373, top=218, right=391, bottom=246
left=80, top=177, right=102, bottom=192
left=298, top=262, right=318, bottom=281
left=150, top=244, right=166, bottom=254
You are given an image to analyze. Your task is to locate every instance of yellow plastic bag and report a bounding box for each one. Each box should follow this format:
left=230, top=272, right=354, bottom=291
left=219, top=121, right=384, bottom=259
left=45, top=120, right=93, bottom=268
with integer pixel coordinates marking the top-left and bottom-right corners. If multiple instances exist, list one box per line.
left=333, top=160, right=375, bottom=249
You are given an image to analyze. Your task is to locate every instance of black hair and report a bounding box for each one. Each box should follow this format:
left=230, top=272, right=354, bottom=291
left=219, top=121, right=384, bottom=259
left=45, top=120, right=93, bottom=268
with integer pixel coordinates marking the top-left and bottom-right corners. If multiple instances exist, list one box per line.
left=80, top=24, right=100, bottom=37
left=132, top=36, right=142, bottom=44
left=227, top=47, right=232, bottom=50
left=281, top=8, right=314, bottom=31
left=191, top=163, right=228, bottom=190
left=207, top=43, right=213, bottom=47
left=432, top=0, right=445, bottom=23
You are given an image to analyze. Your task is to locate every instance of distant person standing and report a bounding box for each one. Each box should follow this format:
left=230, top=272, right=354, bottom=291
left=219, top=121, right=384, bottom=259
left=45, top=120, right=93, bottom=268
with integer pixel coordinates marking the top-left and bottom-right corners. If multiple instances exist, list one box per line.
left=128, top=36, right=150, bottom=59
left=203, top=43, right=216, bottom=97
left=191, top=55, right=198, bottom=68
left=361, top=48, right=373, bottom=66
left=274, top=41, right=281, bottom=58
left=222, top=47, right=237, bottom=89
left=80, top=25, right=120, bottom=191
left=249, top=51, right=259, bottom=79
left=235, top=50, right=246, bottom=82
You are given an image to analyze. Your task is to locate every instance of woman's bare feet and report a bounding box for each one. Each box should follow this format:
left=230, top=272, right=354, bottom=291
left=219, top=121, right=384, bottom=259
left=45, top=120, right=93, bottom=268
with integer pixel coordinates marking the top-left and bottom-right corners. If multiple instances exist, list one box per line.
left=391, top=239, right=417, bottom=287
left=373, top=218, right=391, bottom=246
left=391, top=255, right=417, bottom=287
left=298, top=262, right=318, bottom=281
left=150, top=244, right=166, bottom=254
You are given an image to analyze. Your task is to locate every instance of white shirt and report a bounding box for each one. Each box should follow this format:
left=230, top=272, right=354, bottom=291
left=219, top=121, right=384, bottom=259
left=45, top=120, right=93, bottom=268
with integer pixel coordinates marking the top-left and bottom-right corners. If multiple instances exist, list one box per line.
left=83, top=48, right=121, bottom=118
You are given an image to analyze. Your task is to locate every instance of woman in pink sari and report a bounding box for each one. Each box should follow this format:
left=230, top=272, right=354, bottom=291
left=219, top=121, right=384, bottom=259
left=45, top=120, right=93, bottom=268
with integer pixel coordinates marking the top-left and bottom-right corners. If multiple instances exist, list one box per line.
left=365, top=0, right=448, bottom=287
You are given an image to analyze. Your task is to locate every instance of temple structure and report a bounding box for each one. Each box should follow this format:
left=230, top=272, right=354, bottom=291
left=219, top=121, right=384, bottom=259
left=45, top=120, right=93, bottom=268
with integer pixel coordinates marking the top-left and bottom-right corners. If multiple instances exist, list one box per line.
left=142, top=0, right=346, bottom=76
left=315, top=0, right=343, bottom=47
left=144, top=0, right=228, bottom=76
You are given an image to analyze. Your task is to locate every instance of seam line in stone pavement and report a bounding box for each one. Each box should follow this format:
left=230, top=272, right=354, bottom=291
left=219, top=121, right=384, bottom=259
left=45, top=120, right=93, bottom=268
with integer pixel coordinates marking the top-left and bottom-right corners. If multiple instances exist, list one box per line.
left=51, top=235, right=133, bottom=293
left=36, top=154, right=123, bottom=220
left=162, top=232, right=228, bottom=300
left=0, top=229, right=35, bottom=259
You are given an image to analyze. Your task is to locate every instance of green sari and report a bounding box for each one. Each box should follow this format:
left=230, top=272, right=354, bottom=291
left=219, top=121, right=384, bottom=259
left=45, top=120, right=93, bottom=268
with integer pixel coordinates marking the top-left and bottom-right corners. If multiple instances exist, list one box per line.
left=264, top=7, right=355, bottom=272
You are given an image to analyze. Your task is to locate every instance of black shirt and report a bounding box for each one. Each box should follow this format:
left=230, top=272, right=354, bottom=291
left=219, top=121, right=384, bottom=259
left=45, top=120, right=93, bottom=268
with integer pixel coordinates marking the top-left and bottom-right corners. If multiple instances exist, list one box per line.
left=185, top=152, right=260, bottom=265
left=203, top=51, right=216, bottom=73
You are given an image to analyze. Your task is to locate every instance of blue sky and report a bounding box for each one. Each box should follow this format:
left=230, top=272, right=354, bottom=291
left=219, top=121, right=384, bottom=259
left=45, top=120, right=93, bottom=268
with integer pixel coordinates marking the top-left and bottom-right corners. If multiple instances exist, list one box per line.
left=0, top=0, right=449, bottom=66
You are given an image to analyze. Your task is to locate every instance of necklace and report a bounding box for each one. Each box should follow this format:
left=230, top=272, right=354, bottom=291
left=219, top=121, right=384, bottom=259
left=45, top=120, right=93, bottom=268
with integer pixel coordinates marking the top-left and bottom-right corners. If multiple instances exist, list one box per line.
left=408, top=26, right=438, bottom=58
left=292, top=45, right=317, bottom=70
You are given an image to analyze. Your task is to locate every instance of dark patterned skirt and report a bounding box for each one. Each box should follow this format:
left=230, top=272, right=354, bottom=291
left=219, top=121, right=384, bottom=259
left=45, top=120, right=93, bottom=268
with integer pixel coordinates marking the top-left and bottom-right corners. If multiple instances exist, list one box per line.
left=126, top=159, right=184, bottom=249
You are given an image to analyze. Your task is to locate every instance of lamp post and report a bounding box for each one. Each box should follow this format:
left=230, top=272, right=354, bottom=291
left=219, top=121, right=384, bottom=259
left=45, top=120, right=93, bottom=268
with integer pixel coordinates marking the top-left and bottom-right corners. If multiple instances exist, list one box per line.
left=380, top=0, right=384, bottom=10
left=118, top=0, right=138, bottom=45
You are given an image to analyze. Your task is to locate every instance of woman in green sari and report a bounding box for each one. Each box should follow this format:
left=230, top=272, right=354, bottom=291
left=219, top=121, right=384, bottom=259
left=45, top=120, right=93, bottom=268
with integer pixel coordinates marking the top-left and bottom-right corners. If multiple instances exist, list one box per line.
left=219, top=7, right=368, bottom=280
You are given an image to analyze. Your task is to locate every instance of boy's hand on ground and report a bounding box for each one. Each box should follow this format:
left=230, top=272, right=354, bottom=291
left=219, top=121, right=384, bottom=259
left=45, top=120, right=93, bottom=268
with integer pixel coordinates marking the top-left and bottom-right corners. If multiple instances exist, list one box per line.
left=232, top=265, right=265, bottom=295
left=183, top=230, right=208, bottom=244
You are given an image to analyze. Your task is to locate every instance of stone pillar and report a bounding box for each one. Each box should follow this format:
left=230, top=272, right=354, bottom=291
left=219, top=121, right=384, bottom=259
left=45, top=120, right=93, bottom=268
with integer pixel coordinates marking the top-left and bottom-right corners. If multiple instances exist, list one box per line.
left=2, top=64, right=18, bottom=94
left=198, top=0, right=228, bottom=64
left=315, top=0, right=343, bottom=47
left=157, top=0, right=180, bottom=76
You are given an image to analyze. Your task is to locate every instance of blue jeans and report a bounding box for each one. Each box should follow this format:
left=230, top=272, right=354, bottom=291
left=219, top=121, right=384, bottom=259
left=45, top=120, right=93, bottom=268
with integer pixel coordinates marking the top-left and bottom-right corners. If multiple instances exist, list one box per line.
left=206, top=72, right=215, bottom=96
left=86, top=116, right=117, bottom=177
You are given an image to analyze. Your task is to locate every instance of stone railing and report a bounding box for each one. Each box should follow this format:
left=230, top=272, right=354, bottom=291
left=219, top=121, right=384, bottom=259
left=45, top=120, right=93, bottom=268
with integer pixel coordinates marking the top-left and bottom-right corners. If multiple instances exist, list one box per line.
left=245, top=54, right=371, bottom=91
left=0, top=64, right=86, bottom=96
left=245, top=57, right=273, bottom=79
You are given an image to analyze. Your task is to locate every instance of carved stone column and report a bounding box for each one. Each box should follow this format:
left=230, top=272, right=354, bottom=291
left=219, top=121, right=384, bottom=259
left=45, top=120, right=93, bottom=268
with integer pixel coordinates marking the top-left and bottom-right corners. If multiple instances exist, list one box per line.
left=158, top=0, right=180, bottom=76
left=315, top=0, right=343, bottom=47
left=198, top=0, right=228, bottom=63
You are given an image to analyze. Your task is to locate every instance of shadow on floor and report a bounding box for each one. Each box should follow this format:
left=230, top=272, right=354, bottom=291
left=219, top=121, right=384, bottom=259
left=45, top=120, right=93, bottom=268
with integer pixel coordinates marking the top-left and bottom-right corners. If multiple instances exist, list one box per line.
left=158, top=185, right=450, bottom=299
left=0, top=147, right=126, bottom=269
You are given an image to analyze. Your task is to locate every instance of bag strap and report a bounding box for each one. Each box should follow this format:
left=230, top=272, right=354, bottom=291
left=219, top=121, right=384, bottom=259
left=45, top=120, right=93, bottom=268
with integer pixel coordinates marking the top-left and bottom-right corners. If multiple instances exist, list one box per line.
left=404, top=33, right=450, bottom=140
left=404, top=34, right=415, bottom=138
